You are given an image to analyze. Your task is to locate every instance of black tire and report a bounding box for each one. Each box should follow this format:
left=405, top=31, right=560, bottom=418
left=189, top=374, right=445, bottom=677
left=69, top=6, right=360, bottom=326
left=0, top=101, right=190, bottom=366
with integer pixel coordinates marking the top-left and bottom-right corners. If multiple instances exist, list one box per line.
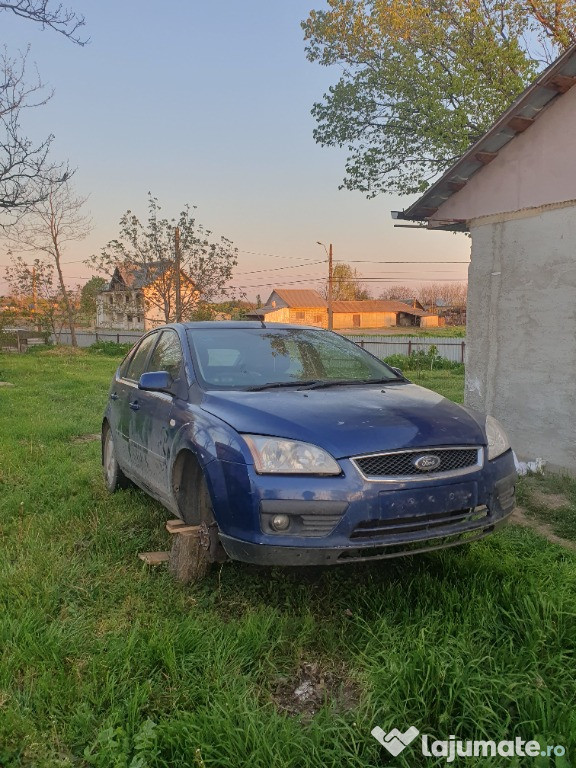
left=173, top=451, right=215, bottom=526
left=172, top=452, right=228, bottom=573
left=102, top=422, right=130, bottom=492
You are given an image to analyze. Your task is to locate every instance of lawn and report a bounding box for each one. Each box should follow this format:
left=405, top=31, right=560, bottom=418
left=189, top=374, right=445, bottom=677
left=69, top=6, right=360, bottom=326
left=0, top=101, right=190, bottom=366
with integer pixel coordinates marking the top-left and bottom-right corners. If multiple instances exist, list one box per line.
left=0, top=349, right=575, bottom=767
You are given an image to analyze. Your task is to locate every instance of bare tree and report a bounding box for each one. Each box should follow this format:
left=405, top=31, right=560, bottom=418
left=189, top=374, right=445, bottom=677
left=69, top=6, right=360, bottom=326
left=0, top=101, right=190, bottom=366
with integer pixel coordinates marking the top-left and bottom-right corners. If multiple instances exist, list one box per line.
left=379, top=283, right=468, bottom=309
left=5, top=181, right=91, bottom=344
left=378, top=285, right=416, bottom=301
left=0, top=1, right=87, bottom=221
left=416, top=282, right=468, bottom=309
left=1, top=1, right=86, bottom=44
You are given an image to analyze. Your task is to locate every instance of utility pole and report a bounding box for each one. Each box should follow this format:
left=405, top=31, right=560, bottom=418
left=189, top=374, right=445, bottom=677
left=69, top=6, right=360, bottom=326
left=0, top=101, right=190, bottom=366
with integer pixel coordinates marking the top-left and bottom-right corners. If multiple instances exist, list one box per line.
left=174, top=226, right=182, bottom=322
left=317, top=241, right=334, bottom=330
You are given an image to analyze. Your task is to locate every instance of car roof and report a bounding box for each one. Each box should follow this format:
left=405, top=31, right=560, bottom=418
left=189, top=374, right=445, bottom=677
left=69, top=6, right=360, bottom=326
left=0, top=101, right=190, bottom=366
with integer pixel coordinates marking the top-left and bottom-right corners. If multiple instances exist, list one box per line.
left=166, top=321, right=324, bottom=331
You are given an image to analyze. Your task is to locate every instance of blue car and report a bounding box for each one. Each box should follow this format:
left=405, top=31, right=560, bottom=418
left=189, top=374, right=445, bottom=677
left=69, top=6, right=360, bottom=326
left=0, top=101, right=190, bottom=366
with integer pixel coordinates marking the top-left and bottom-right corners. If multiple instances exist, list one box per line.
left=102, top=322, right=516, bottom=572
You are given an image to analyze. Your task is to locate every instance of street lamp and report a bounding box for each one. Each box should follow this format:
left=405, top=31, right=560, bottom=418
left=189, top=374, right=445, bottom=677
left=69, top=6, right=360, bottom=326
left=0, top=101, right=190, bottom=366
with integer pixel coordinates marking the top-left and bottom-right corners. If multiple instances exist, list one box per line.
left=316, top=241, right=333, bottom=330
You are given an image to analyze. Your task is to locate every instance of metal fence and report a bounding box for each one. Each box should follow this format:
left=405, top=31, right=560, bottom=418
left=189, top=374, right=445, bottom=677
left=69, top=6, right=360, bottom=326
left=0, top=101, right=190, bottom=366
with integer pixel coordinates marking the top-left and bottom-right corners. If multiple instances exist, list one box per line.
left=53, top=331, right=143, bottom=347
left=46, top=330, right=467, bottom=363
left=344, top=335, right=467, bottom=363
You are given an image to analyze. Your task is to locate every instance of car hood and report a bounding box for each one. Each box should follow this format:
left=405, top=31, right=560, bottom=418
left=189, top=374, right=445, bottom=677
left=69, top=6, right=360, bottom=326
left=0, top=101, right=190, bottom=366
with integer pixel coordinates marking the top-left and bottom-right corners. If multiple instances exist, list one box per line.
left=200, top=384, right=487, bottom=459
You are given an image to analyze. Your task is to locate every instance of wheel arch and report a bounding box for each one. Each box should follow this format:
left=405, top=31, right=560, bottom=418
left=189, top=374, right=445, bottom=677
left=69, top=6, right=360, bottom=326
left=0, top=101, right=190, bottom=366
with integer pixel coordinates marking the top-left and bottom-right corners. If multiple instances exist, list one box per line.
left=171, top=448, right=216, bottom=525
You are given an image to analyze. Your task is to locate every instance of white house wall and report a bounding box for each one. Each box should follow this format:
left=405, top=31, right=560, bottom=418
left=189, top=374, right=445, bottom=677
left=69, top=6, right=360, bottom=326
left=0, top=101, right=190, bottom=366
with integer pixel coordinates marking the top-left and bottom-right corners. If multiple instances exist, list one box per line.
left=432, top=84, right=576, bottom=223
left=465, top=205, right=576, bottom=471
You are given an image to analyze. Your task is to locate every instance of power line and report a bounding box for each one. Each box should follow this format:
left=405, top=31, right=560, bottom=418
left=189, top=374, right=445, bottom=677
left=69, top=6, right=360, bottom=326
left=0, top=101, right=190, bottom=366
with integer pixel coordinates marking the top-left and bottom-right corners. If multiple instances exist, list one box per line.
left=233, top=277, right=468, bottom=290
left=334, top=259, right=470, bottom=264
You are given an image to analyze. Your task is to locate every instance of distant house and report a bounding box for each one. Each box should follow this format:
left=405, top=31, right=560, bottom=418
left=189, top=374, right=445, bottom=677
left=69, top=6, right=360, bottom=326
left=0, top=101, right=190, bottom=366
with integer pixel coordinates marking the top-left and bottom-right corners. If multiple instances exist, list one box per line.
left=96, top=262, right=197, bottom=331
left=247, top=289, right=328, bottom=327
left=331, top=299, right=438, bottom=329
left=245, top=289, right=439, bottom=328
left=391, top=42, right=576, bottom=471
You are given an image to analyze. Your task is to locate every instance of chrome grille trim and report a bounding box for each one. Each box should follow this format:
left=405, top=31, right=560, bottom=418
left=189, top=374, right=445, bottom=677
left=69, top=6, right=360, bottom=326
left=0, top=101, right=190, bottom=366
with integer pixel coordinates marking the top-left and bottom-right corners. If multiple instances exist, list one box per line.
left=351, top=446, right=484, bottom=483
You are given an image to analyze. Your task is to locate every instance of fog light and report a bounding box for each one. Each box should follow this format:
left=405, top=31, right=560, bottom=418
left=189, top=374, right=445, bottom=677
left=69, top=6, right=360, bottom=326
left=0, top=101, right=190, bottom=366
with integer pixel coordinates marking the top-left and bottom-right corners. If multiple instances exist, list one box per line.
left=271, top=513, right=290, bottom=531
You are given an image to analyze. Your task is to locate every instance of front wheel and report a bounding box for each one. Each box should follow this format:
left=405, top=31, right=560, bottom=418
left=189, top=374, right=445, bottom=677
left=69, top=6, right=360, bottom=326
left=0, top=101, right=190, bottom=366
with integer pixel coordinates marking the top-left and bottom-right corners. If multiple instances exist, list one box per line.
left=102, top=423, right=130, bottom=492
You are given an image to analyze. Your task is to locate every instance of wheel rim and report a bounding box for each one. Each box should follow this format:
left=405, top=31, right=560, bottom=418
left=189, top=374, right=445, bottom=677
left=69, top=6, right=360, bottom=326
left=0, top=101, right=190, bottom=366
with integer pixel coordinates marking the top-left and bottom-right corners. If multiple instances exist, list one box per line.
left=104, top=430, right=116, bottom=483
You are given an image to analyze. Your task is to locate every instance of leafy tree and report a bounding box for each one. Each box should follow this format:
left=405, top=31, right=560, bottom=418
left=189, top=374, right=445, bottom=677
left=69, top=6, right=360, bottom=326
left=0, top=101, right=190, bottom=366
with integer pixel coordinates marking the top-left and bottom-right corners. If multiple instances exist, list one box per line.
left=88, top=194, right=238, bottom=324
left=322, top=262, right=371, bottom=300
left=0, top=2, right=86, bottom=221
left=303, top=0, right=576, bottom=196
left=80, top=275, right=106, bottom=324
left=4, top=180, right=91, bottom=345
left=4, top=255, right=75, bottom=337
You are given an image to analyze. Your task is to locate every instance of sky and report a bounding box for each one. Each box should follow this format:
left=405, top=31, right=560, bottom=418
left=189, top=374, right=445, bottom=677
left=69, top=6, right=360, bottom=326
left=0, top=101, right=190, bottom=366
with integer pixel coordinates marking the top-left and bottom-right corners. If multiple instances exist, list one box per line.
left=0, top=0, right=471, bottom=302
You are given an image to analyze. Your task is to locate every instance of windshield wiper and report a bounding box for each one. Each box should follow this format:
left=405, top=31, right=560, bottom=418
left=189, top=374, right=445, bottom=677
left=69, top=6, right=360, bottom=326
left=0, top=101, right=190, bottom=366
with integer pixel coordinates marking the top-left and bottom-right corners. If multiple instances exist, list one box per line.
left=298, top=377, right=406, bottom=390
left=246, top=379, right=320, bottom=392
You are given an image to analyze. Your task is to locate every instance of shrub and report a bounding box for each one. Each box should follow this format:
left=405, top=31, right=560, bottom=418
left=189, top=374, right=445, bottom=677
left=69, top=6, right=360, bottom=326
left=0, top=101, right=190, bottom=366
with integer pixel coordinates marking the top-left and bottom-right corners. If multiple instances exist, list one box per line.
left=88, top=340, right=134, bottom=356
left=384, top=348, right=464, bottom=373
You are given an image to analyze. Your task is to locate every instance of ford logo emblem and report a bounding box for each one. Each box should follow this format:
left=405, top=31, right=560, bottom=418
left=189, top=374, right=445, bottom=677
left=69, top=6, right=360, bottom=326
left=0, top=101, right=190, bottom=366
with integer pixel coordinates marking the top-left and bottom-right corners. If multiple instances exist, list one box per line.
left=413, top=454, right=441, bottom=471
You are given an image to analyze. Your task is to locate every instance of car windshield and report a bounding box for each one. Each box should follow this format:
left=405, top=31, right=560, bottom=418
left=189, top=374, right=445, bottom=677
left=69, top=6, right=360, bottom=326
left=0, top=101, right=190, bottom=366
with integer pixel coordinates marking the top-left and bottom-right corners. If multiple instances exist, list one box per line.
left=186, top=327, right=404, bottom=390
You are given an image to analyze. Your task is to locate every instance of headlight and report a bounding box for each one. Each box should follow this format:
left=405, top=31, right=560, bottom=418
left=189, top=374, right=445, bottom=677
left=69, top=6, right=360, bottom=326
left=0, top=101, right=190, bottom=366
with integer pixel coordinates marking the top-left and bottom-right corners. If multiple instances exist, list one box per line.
left=242, top=435, right=341, bottom=475
left=486, top=415, right=511, bottom=460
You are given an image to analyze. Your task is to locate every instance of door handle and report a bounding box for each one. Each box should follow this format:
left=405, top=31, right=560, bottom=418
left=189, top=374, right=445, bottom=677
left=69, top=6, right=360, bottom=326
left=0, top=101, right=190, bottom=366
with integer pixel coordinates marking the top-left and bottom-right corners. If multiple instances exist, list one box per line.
left=129, top=400, right=140, bottom=411
left=110, top=393, right=119, bottom=401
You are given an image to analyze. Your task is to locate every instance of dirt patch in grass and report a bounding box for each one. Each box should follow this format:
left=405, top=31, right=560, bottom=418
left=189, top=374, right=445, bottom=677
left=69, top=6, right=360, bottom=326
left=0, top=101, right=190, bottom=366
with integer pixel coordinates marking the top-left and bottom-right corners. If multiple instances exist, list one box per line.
left=0, top=381, right=14, bottom=386
left=511, top=507, right=576, bottom=552
left=71, top=433, right=100, bottom=444
left=270, top=661, right=361, bottom=720
left=529, top=489, right=569, bottom=511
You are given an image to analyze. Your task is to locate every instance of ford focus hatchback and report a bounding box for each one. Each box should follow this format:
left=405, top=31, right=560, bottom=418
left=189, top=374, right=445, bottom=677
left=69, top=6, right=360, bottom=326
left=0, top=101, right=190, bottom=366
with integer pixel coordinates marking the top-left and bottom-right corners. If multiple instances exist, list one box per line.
left=102, top=322, right=516, bottom=571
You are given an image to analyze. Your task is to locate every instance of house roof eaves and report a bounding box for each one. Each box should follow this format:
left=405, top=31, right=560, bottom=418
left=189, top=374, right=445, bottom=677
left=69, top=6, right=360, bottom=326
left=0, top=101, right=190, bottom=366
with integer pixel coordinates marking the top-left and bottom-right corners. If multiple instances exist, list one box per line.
left=392, top=43, right=576, bottom=228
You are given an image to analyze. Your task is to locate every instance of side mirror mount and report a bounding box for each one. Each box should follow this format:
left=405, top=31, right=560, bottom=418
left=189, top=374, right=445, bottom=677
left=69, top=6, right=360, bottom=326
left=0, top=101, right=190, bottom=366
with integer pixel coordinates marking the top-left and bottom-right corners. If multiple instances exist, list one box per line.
left=138, top=371, right=174, bottom=393
left=391, top=366, right=403, bottom=376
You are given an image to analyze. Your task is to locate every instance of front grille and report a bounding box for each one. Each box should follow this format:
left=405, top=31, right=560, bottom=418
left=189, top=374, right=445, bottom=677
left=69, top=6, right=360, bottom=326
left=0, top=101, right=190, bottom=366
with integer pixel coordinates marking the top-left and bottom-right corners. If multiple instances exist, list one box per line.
left=353, top=447, right=481, bottom=479
left=338, top=526, right=494, bottom=561
left=350, top=505, right=490, bottom=540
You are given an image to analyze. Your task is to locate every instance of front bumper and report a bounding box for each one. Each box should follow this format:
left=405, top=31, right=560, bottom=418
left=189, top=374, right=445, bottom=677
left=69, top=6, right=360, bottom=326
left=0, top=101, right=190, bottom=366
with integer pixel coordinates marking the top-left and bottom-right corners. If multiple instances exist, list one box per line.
left=216, top=451, right=517, bottom=566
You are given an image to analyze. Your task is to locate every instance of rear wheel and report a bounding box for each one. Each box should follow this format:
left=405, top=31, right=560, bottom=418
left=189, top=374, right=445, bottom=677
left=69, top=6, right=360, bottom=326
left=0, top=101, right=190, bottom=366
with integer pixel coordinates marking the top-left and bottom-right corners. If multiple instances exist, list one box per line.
left=102, top=423, right=130, bottom=492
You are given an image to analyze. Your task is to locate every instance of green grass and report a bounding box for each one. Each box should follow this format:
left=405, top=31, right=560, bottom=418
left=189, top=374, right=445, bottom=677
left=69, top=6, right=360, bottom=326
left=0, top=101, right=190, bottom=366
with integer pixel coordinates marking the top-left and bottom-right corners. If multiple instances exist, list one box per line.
left=1, top=349, right=575, bottom=767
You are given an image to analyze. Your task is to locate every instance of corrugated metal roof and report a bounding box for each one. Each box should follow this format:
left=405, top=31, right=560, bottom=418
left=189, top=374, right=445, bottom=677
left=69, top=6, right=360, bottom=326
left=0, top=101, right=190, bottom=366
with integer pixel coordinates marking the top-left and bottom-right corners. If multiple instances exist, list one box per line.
left=270, top=289, right=327, bottom=307
left=332, top=300, right=429, bottom=316
left=393, top=42, right=576, bottom=228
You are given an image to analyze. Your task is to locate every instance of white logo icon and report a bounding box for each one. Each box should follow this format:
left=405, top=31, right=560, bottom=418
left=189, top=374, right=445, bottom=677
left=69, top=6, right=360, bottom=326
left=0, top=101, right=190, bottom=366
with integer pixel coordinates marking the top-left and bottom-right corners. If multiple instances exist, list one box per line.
left=371, top=725, right=420, bottom=756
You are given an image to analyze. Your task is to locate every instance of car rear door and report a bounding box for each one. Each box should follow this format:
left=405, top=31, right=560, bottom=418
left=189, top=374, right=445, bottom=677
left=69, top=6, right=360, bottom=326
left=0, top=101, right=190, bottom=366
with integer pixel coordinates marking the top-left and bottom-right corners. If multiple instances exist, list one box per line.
left=108, top=332, right=159, bottom=470
left=128, top=329, right=185, bottom=498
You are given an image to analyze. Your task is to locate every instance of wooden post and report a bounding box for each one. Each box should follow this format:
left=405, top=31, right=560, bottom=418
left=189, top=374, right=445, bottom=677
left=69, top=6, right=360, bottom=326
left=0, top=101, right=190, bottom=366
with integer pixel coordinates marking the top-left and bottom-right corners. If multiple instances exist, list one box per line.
left=461, top=341, right=465, bottom=364
left=408, top=339, right=413, bottom=356
left=166, top=519, right=210, bottom=583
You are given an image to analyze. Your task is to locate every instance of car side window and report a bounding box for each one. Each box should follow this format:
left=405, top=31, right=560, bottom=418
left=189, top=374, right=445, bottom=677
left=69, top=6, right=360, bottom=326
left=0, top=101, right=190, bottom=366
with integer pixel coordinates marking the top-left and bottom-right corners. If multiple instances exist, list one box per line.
left=147, top=330, right=183, bottom=380
left=124, top=333, right=159, bottom=382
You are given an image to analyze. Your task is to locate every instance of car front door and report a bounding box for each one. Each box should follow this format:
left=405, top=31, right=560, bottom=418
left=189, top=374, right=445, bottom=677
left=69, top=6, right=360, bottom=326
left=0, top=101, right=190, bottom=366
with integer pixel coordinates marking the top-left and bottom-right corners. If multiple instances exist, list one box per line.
left=128, top=329, right=185, bottom=499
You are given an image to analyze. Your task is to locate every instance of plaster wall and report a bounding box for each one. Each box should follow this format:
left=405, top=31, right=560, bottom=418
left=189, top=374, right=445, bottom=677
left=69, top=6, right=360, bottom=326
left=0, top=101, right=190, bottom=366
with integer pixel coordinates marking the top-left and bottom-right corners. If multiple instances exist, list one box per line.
left=465, top=205, right=576, bottom=471
left=433, top=84, right=576, bottom=222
